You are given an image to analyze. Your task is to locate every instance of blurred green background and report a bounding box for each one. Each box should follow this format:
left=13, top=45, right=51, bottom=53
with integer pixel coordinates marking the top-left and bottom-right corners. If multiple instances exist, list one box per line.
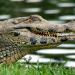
left=0, top=0, right=75, bottom=22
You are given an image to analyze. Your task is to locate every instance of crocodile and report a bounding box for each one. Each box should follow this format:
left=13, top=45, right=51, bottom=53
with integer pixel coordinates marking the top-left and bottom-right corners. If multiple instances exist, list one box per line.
left=0, top=15, right=75, bottom=63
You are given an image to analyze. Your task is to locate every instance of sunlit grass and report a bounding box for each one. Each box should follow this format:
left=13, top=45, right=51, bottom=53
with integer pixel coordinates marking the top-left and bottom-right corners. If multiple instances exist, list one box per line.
left=0, top=63, right=75, bottom=75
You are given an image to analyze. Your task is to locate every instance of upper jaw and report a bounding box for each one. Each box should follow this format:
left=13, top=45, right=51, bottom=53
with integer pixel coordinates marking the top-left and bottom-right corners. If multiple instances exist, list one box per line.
left=1, top=14, right=75, bottom=34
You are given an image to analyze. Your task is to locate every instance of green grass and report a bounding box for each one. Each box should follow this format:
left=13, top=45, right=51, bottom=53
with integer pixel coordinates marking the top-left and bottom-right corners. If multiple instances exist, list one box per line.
left=0, top=63, right=75, bottom=75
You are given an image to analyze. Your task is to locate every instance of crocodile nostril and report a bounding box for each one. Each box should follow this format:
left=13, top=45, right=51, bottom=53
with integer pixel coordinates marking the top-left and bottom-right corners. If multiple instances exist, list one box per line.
left=30, top=37, right=37, bottom=45
left=40, top=37, right=47, bottom=44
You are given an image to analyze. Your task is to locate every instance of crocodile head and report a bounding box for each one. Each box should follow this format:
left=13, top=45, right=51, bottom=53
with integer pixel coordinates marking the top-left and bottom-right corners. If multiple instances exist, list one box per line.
left=0, top=15, right=75, bottom=63
left=0, top=15, right=59, bottom=63
left=0, top=15, right=57, bottom=45
left=1, top=15, right=74, bottom=45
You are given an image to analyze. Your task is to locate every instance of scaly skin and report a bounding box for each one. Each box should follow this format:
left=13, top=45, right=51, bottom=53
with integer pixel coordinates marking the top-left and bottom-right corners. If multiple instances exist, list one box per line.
left=0, top=15, right=75, bottom=63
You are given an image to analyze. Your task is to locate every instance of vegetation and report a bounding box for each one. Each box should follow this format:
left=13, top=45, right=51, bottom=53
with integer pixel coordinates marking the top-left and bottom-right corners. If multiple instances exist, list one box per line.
left=0, top=62, right=75, bottom=75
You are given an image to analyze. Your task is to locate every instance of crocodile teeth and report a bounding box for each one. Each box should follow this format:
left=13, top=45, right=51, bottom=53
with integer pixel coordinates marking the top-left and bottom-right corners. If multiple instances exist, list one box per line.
left=32, top=30, right=57, bottom=37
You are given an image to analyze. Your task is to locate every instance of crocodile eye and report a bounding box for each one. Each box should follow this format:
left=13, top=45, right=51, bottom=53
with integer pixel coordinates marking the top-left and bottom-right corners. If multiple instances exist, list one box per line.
left=13, top=32, right=20, bottom=36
